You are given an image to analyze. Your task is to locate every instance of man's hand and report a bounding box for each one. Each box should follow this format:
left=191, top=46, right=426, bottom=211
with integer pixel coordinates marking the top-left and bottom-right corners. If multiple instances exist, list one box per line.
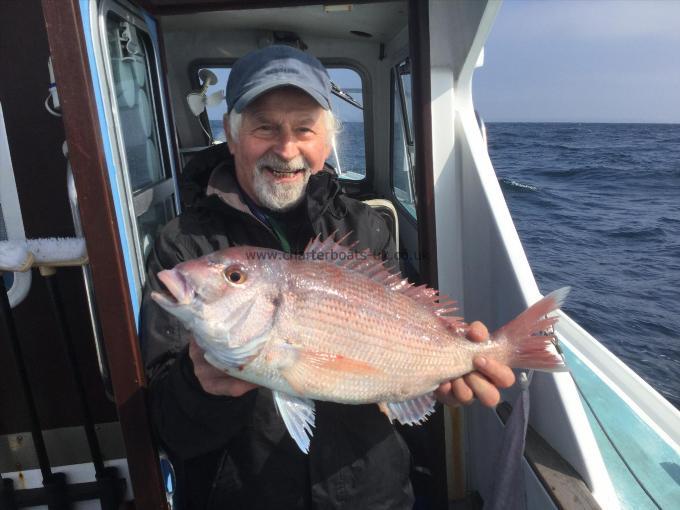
left=189, top=339, right=259, bottom=397
left=435, top=321, right=515, bottom=408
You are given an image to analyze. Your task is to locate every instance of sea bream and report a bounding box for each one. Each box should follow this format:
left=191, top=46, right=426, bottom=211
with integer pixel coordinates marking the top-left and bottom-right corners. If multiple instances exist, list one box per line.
left=151, top=234, right=569, bottom=453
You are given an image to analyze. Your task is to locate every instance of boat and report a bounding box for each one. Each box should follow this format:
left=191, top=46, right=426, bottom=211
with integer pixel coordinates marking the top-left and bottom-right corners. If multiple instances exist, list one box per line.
left=0, top=1, right=678, bottom=508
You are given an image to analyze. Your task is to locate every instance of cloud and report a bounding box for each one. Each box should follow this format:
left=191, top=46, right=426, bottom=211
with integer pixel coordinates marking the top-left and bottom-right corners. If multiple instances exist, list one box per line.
left=496, top=0, right=680, bottom=41
left=473, top=0, right=680, bottom=122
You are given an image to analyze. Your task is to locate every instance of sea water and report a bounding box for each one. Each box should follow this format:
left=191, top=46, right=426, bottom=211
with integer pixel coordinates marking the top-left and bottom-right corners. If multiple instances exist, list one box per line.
left=487, top=122, right=680, bottom=409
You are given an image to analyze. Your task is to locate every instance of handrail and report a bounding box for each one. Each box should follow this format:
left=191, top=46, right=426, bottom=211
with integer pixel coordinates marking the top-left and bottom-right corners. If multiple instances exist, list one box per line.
left=0, top=238, right=87, bottom=272
left=68, top=165, right=115, bottom=401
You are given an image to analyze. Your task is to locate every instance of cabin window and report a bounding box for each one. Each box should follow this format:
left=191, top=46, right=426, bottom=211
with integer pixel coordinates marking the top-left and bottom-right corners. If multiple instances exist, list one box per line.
left=101, top=8, right=178, bottom=285
left=198, top=64, right=366, bottom=180
left=391, top=59, right=416, bottom=219
left=0, top=102, right=31, bottom=307
left=326, top=67, right=365, bottom=180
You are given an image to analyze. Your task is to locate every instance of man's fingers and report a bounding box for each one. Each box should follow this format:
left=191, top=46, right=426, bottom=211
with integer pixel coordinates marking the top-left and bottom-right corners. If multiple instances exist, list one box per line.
left=451, top=377, right=475, bottom=405
left=473, top=356, right=515, bottom=389
left=464, top=372, right=500, bottom=407
left=435, top=380, right=464, bottom=407
left=190, top=339, right=224, bottom=375
left=203, top=376, right=258, bottom=397
left=432, top=323, right=517, bottom=410
left=435, top=377, right=477, bottom=407
left=188, top=338, right=202, bottom=362
left=188, top=339, right=258, bottom=397
left=465, top=321, right=489, bottom=343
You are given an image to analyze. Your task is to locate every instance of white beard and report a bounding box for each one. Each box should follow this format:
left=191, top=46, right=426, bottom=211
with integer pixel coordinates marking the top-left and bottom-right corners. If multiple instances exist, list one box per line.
left=252, top=153, right=312, bottom=211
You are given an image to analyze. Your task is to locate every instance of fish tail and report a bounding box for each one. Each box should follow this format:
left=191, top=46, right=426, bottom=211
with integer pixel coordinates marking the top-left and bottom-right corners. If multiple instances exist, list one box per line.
left=491, top=287, right=570, bottom=371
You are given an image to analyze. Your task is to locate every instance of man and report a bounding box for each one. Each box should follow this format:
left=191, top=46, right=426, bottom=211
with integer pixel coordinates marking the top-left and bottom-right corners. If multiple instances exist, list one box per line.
left=140, top=45, right=514, bottom=509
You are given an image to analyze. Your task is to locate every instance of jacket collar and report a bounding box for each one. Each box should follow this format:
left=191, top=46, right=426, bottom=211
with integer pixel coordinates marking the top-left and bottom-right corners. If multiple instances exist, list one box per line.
left=206, top=160, right=252, bottom=216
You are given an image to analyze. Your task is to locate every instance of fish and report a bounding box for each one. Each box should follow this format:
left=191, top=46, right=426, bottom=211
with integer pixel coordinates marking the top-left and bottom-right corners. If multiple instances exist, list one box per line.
left=151, top=234, right=569, bottom=453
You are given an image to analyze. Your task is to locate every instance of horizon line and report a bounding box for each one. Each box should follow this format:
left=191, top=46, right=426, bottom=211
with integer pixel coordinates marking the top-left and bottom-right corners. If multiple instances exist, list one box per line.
left=482, top=120, right=680, bottom=125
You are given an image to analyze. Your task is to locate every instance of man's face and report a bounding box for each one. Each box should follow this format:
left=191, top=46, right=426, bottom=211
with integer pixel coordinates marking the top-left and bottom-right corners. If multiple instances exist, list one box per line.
left=225, top=87, right=332, bottom=211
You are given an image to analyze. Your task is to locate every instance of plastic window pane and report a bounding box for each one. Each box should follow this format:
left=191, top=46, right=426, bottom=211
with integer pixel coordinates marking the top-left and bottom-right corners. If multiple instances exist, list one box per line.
left=201, top=67, right=231, bottom=142
left=326, top=68, right=365, bottom=180
left=106, top=14, right=168, bottom=193
left=391, top=67, right=417, bottom=219
left=136, top=194, right=176, bottom=261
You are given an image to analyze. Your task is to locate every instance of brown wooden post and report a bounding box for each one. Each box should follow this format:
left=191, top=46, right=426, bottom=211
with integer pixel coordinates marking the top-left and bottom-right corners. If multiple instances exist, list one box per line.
left=407, top=2, right=451, bottom=509
left=41, top=1, right=168, bottom=507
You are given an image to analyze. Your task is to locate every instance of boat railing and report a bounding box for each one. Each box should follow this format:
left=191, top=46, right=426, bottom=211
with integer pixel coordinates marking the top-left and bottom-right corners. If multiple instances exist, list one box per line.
left=67, top=163, right=115, bottom=401
left=557, top=311, right=680, bottom=450
left=557, top=311, right=680, bottom=508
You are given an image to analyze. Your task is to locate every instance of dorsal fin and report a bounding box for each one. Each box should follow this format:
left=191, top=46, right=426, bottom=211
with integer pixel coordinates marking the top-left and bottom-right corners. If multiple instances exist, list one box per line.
left=303, top=232, right=355, bottom=260
left=305, top=232, right=465, bottom=331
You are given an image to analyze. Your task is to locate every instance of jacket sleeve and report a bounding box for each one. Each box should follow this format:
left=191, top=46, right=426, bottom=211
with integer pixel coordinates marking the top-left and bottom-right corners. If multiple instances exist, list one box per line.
left=139, top=221, right=256, bottom=460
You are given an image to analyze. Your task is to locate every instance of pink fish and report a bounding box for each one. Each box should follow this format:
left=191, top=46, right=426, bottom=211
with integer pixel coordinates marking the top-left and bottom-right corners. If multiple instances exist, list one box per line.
left=152, top=234, right=568, bottom=453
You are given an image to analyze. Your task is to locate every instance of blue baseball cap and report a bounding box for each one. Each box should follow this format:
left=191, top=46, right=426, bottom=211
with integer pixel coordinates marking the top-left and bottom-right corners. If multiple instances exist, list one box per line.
left=226, top=45, right=332, bottom=113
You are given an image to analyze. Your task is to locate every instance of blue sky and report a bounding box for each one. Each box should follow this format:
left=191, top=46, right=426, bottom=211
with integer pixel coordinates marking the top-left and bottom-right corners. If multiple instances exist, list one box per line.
left=473, top=0, right=680, bottom=123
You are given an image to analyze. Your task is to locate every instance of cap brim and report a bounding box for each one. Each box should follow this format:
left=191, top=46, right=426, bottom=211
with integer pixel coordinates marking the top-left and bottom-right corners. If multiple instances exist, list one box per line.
left=231, top=78, right=331, bottom=113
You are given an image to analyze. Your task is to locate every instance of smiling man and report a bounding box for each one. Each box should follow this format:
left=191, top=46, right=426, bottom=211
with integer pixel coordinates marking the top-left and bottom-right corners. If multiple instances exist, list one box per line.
left=140, top=45, right=514, bottom=510
left=227, top=88, right=331, bottom=211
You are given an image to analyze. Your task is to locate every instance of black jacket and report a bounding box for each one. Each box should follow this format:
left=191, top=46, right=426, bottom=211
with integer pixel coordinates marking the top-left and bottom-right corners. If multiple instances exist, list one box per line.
left=140, top=145, right=414, bottom=509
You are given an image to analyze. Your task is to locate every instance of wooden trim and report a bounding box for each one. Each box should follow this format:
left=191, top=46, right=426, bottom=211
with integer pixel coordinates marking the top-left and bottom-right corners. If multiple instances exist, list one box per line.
left=408, top=0, right=437, bottom=287
left=40, top=1, right=168, bottom=508
left=497, top=403, right=601, bottom=510
left=407, top=4, right=446, bottom=507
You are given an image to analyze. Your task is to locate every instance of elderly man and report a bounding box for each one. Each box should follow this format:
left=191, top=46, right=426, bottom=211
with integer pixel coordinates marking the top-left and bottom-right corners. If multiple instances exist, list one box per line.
left=141, top=45, right=514, bottom=510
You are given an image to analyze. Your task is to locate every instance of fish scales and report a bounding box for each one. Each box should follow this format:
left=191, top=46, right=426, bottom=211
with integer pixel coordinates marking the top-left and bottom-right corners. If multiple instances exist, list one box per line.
left=152, top=235, right=569, bottom=453
left=281, top=266, right=459, bottom=382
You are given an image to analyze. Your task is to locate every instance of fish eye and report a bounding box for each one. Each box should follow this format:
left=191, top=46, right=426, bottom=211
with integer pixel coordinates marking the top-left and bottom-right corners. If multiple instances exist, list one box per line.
left=224, top=266, right=246, bottom=285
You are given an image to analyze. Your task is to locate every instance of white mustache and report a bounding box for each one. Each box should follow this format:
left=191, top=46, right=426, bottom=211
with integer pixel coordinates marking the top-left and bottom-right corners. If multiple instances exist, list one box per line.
left=256, top=153, right=310, bottom=174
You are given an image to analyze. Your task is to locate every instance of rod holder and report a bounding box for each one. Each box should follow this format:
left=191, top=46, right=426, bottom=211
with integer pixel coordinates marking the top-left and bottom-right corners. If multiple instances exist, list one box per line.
left=0, top=478, right=17, bottom=509
left=43, top=472, right=68, bottom=510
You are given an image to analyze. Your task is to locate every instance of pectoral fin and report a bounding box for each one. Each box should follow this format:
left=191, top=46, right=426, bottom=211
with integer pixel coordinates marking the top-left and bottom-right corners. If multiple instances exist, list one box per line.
left=273, top=391, right=316, bottom=454
left=380, top=393, right=437, bottom=426
left=201, top=331, right=268, bottom=370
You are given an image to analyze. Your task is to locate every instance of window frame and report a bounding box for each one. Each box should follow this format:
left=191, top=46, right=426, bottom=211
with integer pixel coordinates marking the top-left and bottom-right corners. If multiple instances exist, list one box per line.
left=93, top=0, right=180, bottom=298
left=324, top=63, right=369, bottom=182
left=390, top=58, right=418, bottom=224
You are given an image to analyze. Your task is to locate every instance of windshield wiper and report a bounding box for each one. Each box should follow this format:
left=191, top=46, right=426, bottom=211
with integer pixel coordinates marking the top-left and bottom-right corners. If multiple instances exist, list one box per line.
left=330, top=82, right=363, bottom=110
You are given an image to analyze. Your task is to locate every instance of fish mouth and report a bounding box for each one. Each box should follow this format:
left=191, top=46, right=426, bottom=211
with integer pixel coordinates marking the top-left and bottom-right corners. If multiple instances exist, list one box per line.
left=151, top=269, right=195, bottom=308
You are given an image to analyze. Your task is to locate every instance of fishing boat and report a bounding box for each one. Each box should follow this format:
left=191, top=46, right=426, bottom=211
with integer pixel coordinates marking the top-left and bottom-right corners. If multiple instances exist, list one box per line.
left=0, top=1, right=678, bottom=508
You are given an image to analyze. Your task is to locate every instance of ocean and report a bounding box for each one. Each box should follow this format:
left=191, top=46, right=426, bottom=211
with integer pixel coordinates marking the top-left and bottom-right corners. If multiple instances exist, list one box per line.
left=487, top=122, right=680, bottom=408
